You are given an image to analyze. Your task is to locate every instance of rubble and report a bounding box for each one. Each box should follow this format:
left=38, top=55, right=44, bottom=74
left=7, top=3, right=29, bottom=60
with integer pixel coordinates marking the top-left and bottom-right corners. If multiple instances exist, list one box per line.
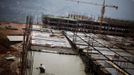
left=0, top=26, right=22, bottom=75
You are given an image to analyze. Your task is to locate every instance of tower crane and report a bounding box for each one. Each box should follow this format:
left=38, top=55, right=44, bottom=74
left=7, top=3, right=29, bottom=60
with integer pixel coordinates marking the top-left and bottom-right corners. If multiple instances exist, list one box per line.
left=66, top=0, right=118, bottom=31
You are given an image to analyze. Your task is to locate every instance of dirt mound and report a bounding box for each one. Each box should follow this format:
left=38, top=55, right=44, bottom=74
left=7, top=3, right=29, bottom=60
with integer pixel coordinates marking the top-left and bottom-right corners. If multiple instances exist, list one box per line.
left=0, top=32, right=10, bottom=49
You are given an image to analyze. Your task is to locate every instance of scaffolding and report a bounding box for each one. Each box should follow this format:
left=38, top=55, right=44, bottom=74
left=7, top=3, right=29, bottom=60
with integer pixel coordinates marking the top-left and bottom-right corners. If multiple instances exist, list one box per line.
left=20, top=16, right=33, bottom=75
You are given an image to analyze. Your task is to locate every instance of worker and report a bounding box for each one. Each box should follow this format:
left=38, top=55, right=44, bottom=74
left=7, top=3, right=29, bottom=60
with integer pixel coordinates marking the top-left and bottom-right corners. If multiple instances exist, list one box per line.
left=36, top=64, right=46, bottom=75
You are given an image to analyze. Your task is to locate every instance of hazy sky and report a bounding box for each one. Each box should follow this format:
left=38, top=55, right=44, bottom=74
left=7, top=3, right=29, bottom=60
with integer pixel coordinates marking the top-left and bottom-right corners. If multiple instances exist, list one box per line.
left=0, top=0, right=134, bottom=22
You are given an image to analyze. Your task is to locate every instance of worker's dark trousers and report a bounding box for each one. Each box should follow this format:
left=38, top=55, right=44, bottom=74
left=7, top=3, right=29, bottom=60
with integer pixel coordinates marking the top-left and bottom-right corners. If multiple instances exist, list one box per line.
left=39, top=73, right=45, bottom=75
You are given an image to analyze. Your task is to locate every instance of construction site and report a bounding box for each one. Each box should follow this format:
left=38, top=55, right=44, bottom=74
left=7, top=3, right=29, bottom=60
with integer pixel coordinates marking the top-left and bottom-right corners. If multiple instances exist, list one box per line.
left=0, top=0, right=134, bottom=75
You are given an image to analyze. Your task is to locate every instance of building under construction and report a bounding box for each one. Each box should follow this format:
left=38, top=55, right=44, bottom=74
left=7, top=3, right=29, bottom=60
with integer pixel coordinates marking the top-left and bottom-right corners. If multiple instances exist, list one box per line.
left=42, top=14, right=134, bottom=75
left=0, top=0, right=134, bottom=75
left=42, top=15, right=134, bottom=37
left=0, top=15, right=133, bottom=75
